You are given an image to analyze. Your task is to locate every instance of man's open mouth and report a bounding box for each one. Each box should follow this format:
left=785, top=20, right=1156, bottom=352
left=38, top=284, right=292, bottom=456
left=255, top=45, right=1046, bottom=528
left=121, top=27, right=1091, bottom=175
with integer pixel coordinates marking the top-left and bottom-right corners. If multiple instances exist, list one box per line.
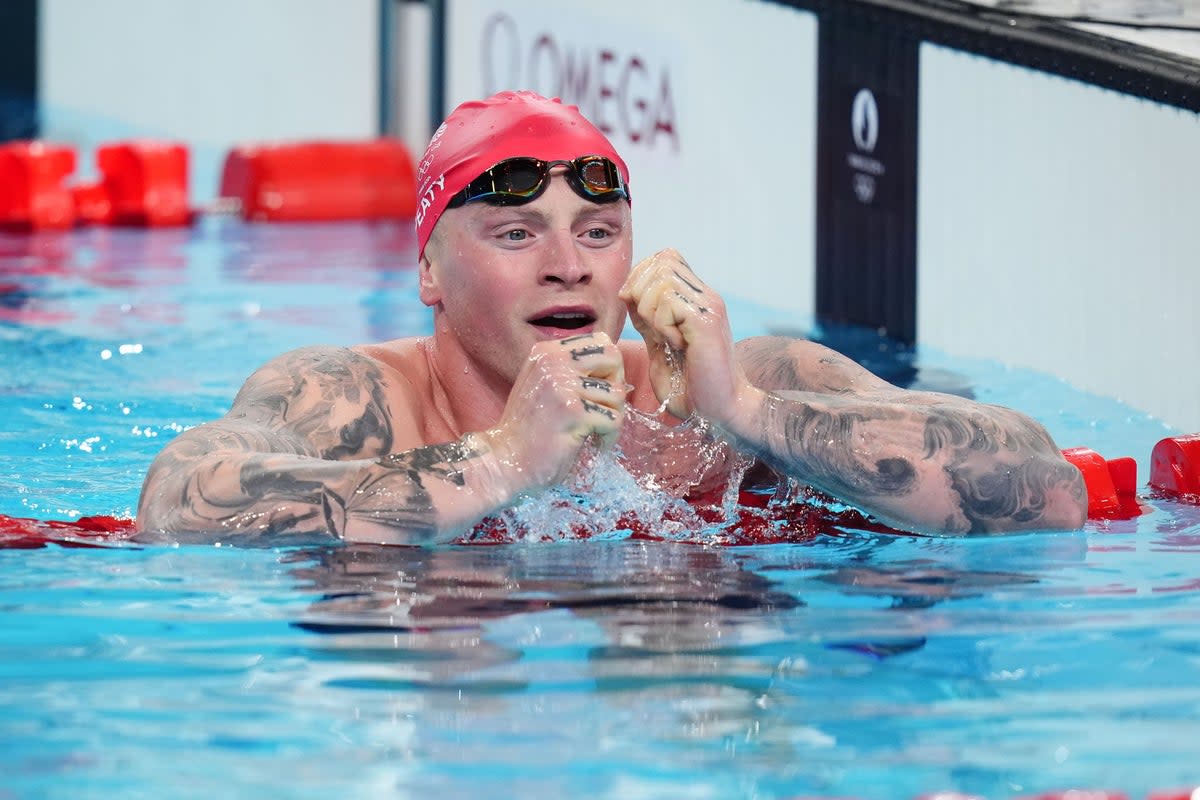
left=529, top=312, right=595, bottom=330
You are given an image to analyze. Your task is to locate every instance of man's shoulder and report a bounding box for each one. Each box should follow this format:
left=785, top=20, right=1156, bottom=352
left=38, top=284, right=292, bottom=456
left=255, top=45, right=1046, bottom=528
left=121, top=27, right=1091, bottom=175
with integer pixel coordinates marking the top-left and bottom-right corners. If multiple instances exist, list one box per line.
left=233, top=340, right=428, bottom=414
left=225, top=340, right=429, bottom=452
left=244, top=343, right=401, bottom=387
left=351, top=338, right=428, bottom=382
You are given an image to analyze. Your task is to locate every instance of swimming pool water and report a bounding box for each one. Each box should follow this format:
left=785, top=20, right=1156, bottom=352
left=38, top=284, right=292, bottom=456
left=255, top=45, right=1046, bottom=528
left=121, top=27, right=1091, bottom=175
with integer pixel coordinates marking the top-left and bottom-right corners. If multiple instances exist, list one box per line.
left=2, top=220, right=1198, bottom=799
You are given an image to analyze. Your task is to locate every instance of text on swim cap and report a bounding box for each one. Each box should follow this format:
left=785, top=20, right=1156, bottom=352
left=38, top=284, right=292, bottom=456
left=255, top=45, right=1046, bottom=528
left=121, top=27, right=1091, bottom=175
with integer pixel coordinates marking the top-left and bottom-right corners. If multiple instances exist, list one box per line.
left=415, top=174, right=446, bottom=229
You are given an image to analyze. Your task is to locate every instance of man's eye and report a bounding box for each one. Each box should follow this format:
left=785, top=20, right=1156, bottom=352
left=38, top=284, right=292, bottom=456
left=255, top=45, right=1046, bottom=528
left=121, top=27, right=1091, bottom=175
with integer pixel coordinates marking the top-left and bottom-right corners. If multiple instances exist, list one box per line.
left=585, top=228, right=610, bottom=240
left=503, top=229, right=528, bottom=242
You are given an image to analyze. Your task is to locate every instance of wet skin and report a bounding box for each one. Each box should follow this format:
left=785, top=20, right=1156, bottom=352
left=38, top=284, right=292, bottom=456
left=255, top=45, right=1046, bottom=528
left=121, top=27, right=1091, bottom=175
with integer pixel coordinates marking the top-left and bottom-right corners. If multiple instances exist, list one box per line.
left=136, top=175, right=1087, bottom=543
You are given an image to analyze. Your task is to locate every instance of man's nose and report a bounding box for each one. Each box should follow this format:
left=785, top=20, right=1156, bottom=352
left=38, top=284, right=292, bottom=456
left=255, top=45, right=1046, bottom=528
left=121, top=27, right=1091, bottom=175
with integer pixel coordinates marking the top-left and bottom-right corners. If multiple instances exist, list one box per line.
left=540, top=234, right=591, bottom=286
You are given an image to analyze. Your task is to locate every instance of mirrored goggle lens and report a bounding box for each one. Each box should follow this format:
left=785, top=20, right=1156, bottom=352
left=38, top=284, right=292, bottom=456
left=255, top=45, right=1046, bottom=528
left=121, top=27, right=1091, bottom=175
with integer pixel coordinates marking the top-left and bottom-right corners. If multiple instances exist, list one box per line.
left=574, top=157, right=622, bottom=195
left=493, top=160, right=545, bottom=197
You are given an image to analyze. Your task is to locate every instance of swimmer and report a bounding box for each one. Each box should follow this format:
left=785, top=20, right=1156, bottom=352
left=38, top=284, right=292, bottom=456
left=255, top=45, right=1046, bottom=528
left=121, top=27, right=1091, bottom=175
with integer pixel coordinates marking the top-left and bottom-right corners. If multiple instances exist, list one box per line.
left=135, top=90, right=1087, bottom=543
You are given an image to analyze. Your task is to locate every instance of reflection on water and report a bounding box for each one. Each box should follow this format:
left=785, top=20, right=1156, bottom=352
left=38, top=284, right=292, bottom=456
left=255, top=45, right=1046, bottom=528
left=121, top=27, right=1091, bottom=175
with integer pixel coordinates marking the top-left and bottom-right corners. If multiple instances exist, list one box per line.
left=3, top=475, right=1200, bottom=797
left=243, top=528, right=1172, bottom=797
left=283, top=533, right=1082, bottom=699
left=292, top=541, right=801, bottom=634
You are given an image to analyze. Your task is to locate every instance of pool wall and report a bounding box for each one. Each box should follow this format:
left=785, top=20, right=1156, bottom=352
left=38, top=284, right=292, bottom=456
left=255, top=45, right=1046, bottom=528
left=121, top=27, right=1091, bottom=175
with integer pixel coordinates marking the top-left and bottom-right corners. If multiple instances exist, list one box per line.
left=13, top=0, right=1200, bottom=434
left=33, top=0, right=382, bottom=209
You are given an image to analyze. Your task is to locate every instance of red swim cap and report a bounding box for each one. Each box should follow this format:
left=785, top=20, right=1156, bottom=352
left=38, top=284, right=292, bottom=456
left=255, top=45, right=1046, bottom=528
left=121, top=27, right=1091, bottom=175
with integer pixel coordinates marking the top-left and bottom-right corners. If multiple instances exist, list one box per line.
left=414, top=91, right=629, bottom=257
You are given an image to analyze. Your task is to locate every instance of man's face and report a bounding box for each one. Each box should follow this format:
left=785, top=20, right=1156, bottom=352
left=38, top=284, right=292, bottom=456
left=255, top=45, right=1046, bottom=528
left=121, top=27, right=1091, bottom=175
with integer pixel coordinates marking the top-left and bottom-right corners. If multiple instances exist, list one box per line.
left=420, top=170, right=634, bottom=385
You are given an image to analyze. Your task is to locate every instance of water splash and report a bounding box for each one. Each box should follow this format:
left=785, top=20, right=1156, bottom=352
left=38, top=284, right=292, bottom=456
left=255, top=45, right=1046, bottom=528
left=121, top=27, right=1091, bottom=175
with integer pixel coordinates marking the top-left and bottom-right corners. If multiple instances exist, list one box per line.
left=654, top=343, right=685, bottom=416
left=473, top=404, right=812, bottom=544
left=464, top=339, right=890, bottom=545
left=488, top=433, right=705, bottom=542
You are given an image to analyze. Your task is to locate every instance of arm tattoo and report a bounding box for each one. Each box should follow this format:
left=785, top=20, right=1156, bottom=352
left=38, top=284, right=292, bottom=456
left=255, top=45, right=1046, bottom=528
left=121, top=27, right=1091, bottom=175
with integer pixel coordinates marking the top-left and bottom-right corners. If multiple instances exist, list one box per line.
left=140, top=346, right=488, bottom=541
left=342, top=439, right=484, bottom=540
left=924, top=407, right=1084, bottom=531
left=756, top=395, right=1083, bottom=532
left=737, top=336, right=859, bottom=394
left=156, top=448, right=354, bottom=538
left=732, top=336, right=1084, bottom=532
left=232, top=346, right=394, bottom=459
left=739, top=337, right=803, bottom=388
left=947, top=458, right=1082, bottom=529
left=147, top=436, right=489, bottom=542
left=760, top=395, right=918, bottom=498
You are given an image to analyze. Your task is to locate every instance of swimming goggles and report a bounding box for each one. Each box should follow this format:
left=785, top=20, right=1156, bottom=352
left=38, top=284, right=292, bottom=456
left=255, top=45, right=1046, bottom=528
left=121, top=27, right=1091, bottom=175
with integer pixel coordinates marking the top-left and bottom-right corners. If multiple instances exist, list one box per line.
left=446, top=155, right=630, bottom=208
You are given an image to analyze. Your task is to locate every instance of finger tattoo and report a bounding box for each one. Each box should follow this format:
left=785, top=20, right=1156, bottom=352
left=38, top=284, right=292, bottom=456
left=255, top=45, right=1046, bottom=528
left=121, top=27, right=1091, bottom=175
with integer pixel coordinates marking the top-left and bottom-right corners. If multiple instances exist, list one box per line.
left=581, top=377, right=611, bottom=392
left=582, top=398, right=616, bottom=419
left=569, top=344, right=605, bottom=360
left=673, top=269, right=704, bottom=294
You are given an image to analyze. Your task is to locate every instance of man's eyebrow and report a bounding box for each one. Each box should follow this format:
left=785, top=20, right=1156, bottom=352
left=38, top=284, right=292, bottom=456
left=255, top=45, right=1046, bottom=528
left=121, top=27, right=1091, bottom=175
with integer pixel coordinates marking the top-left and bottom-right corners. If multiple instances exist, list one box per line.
left=472, top=205, right=553, bottom=226
left=469, top=202, right=627, bottom=230
left=573, top=204, right=628, bottom=226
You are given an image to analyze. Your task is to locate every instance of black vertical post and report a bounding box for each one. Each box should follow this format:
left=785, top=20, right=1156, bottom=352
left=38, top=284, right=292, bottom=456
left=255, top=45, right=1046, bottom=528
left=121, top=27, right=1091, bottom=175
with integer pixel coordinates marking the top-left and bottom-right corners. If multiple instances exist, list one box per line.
left=428, top=0, right=447, bottom=131
left=378, top=0, right=392, bottom=136
left=0, top=0, right=39, bottom=141
left=815, top=6, right=919, bottom=344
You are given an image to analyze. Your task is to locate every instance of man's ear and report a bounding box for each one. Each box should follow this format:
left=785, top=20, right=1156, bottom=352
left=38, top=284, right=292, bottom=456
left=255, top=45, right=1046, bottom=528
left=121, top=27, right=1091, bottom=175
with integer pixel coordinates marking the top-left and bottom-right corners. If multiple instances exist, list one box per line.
left=418, top=248, right=441, bottom=307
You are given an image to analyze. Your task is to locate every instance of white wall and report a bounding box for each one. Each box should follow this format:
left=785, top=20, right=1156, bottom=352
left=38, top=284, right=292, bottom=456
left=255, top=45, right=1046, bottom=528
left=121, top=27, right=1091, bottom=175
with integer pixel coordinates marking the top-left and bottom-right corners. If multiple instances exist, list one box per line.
left=39, top=0, right=380, bottom=203
left=387, top=0, right=433, bottom=162
left=441, top=0, right=819, bottom=321
left=917, top=43, right=1200, bottom=433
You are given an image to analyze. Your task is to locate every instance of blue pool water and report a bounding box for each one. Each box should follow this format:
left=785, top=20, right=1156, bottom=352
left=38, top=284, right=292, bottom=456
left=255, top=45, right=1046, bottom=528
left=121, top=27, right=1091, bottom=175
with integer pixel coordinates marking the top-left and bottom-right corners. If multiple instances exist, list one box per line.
left=2, top=220, right=1198, bottom=799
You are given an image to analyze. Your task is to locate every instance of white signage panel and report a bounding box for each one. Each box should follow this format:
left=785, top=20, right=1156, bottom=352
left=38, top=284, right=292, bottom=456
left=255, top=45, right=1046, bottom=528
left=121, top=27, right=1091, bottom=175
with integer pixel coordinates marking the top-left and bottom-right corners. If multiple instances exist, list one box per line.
left=442, top=0, right=820, bottom=321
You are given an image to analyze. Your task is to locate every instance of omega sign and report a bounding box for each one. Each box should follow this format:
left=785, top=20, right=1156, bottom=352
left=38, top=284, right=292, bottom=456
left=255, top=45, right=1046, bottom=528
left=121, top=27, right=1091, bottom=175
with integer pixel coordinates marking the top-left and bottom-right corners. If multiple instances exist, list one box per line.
left=480, top=12, right=679, bottom=152
left=847, top=87, right=885, bottom=205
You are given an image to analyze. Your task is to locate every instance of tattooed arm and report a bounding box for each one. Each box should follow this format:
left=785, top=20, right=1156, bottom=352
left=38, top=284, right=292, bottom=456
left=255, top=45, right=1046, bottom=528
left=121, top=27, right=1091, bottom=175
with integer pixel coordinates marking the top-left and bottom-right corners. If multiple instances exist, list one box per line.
left=729, top=336, right=1088, bottom=533
left=137, top=333, right=627, bottom=544
left=135, top=346, right=515, bottom=545
left=620, top=249, right=1086, bottom=535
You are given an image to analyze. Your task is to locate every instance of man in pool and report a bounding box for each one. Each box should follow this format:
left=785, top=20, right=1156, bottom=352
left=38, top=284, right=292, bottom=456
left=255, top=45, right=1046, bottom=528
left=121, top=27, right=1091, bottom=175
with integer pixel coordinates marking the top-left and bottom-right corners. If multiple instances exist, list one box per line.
left=136, top=90, right=1087, bottom=543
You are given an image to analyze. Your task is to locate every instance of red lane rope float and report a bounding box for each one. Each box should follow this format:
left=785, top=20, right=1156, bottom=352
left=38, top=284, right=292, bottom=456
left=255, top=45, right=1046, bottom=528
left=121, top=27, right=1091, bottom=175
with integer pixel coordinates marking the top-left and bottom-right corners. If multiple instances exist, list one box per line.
left=77, top=140, right=191, bottom=227
left=3, top=136, right=419, bottom=231
left=218, top=138, right=416, bottom=223
left=1150, top=434, right=1200, bottom=502
left=1061, top=447, right=1143, bottom=520
left=0, top=514, right=136, bottom=549
left=0, top=141, right=78, bottom=231
left=0, top=139, right=192, bottom=230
